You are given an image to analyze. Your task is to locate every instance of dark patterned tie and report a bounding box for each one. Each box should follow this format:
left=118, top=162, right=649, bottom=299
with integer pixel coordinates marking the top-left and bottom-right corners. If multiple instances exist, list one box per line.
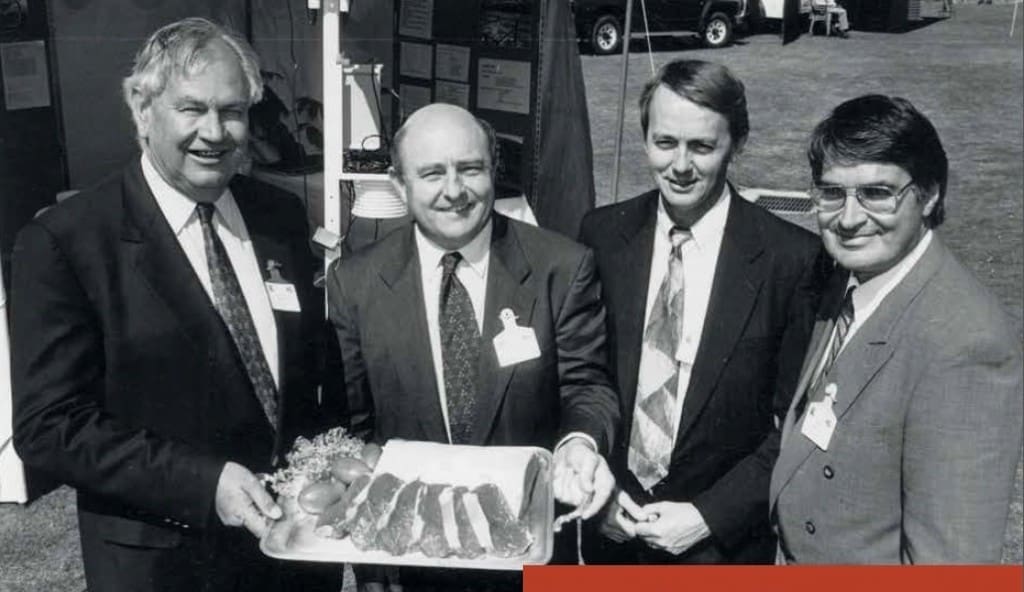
left=628, top=226, right=692, bottom=490
left=439, top=252, right=480, bottom=444
left=195, top=203, right=278, bottom=430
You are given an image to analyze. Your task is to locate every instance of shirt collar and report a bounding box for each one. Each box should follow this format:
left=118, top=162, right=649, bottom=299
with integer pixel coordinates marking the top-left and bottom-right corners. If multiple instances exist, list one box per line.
left=414, top=218, right=493, bottom=279
left=846, top=229, right=934, bottom=314
left=656, top=183, right=731, bottom=250
left=140, top=153, right=233, bottom=236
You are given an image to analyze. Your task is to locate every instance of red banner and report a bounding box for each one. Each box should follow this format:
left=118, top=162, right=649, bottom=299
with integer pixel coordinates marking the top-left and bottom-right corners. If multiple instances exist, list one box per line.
left=524, top=565, right=1024, bottom=591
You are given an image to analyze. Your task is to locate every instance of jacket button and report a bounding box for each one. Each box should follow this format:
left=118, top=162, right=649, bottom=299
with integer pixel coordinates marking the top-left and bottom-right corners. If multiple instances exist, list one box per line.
left=805, top=521, right=816, bottom=534
left=823, top=465, right=834, bottom=479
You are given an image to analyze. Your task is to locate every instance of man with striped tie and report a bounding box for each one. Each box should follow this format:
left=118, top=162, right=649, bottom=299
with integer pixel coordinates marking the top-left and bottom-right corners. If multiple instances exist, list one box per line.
left=579, top=59, right=829, bottom=564
left=770, top=95, right=1023, bottom=564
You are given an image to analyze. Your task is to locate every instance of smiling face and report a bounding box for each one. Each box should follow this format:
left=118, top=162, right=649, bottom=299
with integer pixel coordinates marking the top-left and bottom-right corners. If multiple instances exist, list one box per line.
left=390, top=105, right=495, bottom=251
left=817, top=162, right=938, bottom=282
left=644, top=85, right=737, bottom=226
left=133, top=39, right=250, bottom=203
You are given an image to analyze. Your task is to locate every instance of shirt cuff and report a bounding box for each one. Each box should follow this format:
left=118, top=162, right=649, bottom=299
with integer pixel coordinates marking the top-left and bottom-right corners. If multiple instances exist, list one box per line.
left=554, top=432, right=598, bottom=454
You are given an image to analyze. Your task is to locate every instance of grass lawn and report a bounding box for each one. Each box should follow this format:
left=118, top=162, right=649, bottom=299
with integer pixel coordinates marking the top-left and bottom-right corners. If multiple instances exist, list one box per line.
left=1, top=3, right=1020, bottom=590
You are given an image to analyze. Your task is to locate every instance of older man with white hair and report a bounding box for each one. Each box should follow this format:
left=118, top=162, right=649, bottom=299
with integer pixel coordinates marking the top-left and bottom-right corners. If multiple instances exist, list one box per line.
left=10, top=17, right=341, bottom=592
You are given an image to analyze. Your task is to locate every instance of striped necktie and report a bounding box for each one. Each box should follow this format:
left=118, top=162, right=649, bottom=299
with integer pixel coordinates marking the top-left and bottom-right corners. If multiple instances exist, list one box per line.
left=810, top=286, right=857, bottom=395
left=628, top=226, right=692, bottom=490
left=195, top=203, right=278, bottom=430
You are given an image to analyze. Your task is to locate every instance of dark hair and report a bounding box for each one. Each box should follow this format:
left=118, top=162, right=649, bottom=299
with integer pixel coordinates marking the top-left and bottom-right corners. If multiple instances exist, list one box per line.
left=808, top=95, right=947, bottom=227
left=390, top=108, right=498, bottom=178
left=638, top=59, right=749, bottom=148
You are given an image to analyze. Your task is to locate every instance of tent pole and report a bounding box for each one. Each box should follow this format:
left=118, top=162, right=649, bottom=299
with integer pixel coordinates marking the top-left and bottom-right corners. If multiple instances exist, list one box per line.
left=610, top=0, right=635, bottom=204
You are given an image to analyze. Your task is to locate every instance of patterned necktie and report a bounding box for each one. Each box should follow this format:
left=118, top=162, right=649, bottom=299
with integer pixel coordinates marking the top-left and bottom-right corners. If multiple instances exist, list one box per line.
left=195, top=203, right=278, bottom=430
left=628, top=226, right=692, bottom=490
left=439, top=252, right=480, bottom=444
left=811, top=286, right=857, bottom=392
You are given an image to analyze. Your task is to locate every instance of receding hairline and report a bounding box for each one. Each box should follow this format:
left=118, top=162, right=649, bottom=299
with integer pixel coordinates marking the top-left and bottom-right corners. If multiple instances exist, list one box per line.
left=391, top=106, right=496, bottom=175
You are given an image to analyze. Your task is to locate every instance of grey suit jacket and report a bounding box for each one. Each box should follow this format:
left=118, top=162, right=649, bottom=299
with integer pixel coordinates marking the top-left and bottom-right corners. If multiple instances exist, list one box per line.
left=770, top=236, right=1023, bottom=564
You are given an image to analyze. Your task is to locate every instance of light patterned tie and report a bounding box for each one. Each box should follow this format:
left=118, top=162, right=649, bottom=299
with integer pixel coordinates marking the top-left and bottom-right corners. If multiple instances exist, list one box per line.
left=628, top=226, right=692, bottom=490
left=439, top=252, right=480, bottom=444
left=195, top=203, right=278, bottom=430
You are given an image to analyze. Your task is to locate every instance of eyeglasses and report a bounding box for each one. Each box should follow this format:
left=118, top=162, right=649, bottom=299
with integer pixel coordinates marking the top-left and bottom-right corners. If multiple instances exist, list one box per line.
left=809, top=181, right=917, bottom=215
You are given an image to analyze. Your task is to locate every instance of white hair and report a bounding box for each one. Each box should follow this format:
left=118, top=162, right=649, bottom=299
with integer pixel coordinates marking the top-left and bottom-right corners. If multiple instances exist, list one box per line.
left=122, top=17, right=263, bottom=120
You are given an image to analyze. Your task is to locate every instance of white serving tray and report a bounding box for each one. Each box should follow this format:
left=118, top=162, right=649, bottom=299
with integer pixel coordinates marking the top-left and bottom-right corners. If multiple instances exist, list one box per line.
left=261, top=442, right=554, bottom=571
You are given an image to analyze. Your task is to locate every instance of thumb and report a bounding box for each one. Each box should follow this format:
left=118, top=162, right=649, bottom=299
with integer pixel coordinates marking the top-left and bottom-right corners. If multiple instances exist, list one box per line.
left=243, top=473, right=282, bottom=520
left=617, top=491, right=652, bottom=522
left=640, top=501, right=672, bottom=520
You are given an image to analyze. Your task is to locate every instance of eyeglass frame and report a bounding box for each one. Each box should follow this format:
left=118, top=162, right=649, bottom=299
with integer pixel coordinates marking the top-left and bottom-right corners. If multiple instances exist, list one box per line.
left=808, top=180, right=918, bottom=215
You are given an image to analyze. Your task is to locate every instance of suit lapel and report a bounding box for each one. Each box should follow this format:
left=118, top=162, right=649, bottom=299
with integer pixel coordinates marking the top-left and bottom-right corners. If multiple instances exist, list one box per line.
left=377, top=228, right=448, bottom=441
left=609, top=192, right=658, bottom=443
left=120, top=161, right=227, bottom=357
left=673, top=196, right=767, bottom=452
left=779, top=269, right=850, bottom=448
left=771, top=238, right=946, bottom=505
left=470, top=216, right=535, bottom=445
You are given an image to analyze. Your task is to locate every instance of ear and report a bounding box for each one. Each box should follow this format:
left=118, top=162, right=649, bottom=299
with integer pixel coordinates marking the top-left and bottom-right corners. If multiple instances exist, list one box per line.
left=919, top=184, right=940, bottom=219
left=388, top=166, right=408, bottom=203
left=129, top=87, right=153, bottom=140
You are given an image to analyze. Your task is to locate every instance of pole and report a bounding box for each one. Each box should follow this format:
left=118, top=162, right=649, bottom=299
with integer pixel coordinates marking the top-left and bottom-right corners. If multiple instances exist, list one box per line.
left=610, top=0, right=635, bottom=204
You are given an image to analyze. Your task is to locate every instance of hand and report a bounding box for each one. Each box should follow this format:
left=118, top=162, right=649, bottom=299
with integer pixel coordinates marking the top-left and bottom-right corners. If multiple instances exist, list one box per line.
left=633, top=501, right=710, bottom=555
left=551, top=437, right=615, bottom=519
left=598, top=489, right=651, bottom=543
left=215, top=461, right=282, bottom=538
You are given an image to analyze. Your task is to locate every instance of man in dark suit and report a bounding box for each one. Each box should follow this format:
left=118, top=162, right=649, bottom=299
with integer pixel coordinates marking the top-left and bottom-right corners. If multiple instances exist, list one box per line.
left=327, top=103, right=620, bottom=589
left=770, top=95, right=1023, bottom=563
left=579, top=60, right=828, bottom=564
left=10, top=18, right=340, bottom=591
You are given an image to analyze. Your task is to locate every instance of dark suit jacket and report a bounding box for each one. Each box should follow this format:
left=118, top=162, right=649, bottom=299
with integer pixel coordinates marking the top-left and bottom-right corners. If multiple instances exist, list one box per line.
left=10, top=161, right=340, bottom=591
left=770, top=237, right=1024, bottom=563
left=579, top=189, right=828, bottom=564
left=327, top=213, right=619, bottom=453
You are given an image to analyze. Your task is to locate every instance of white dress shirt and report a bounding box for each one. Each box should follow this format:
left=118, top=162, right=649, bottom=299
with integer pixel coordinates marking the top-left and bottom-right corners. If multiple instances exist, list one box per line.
left=414, top=221, right=593, bottom=452
left=641, top=186, right=730, bottom=450
left=810, top=230, right=935, bottom=392
left=415, top=222, right=492, bottom=444
left=141, top=155, right=280, bottom=388
left=0, top=257, right=28, bottom=503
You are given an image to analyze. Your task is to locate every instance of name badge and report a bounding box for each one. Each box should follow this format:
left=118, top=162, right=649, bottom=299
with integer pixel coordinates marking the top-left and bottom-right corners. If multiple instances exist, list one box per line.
left=800, top=383, right=838, bottom=451
left=265, top=282, right=301, bottom=312
left=492, top=308, right=540, bottom=367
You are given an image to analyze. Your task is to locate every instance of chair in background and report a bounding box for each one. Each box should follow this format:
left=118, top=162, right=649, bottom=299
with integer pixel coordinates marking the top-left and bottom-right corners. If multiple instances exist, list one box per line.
left=809, top=0, right=850, bottom=37
left=808, top=0, right=835, bottom=36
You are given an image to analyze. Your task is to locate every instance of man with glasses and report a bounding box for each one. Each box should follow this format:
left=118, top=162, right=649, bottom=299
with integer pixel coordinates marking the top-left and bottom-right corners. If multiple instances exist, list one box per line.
left=770, top=94, right=1023, bottom=563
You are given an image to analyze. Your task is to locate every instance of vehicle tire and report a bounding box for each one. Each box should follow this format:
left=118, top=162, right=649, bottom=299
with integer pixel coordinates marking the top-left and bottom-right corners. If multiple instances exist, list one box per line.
left=702, top=12, right=733, bottom=48
left=590, top=14, right=623, bottom=55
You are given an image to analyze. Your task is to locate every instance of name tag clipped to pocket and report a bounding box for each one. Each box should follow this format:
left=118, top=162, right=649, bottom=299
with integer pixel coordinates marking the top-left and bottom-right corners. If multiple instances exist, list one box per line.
left=264, top=259, right=301, bottom=313
left=492, top=308, right=541, bottom=368
left=800, top=383, right=838, bottom=451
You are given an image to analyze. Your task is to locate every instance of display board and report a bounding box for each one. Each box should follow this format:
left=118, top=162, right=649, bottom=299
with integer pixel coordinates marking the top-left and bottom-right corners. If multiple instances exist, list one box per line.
left=394, top=0, right=538, bottom=197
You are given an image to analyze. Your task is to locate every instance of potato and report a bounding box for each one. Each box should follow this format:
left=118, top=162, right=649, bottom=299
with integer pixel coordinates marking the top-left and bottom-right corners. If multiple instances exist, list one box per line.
left=359, top=443, right=383, bottom=469
left=330, top=456, right=371, bottom=484
left=297, top=481, right=346, bottom=515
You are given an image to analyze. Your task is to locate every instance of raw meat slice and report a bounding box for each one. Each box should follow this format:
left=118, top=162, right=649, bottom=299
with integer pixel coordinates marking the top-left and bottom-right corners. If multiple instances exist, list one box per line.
left=474, top=483, right=533, bottom=557
left=348, top=473, right=404, bottom=550
left=452, top=487, right=486, bottom=558
left=417, top=484, right=455, bottom=558
left=377, top=479, right=426, bottom=555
